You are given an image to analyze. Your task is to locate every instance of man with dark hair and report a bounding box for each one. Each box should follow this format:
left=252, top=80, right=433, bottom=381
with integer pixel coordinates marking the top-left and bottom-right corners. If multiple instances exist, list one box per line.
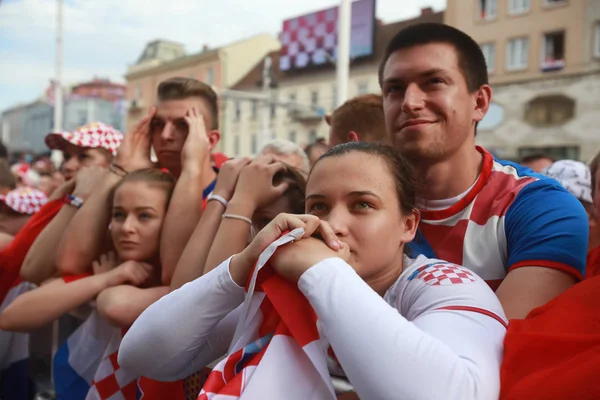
left=379, top=23, right=588, bottom=319
left=152, top=77, right=221, bottom=177
left=520, top=152, right=554, bottom=173
left=326, top=94, right=390, bottom=147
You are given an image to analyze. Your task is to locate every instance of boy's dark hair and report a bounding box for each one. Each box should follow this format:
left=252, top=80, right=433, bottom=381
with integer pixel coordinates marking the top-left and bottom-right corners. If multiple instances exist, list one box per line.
left=157, top=77, right=219, bottom=130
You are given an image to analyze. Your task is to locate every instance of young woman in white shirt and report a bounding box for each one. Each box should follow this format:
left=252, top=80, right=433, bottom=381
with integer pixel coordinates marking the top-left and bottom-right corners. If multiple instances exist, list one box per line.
left=120, top=142, right=507, bottom=400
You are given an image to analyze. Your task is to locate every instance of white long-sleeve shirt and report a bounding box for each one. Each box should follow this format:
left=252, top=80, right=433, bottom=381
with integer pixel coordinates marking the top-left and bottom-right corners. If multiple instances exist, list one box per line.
left=119, top=255, right=507, bottom=400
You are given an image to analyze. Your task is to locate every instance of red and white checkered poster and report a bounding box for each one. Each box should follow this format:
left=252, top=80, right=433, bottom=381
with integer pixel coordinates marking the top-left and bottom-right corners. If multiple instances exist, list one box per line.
left=279, top=0, right=376, bottom=71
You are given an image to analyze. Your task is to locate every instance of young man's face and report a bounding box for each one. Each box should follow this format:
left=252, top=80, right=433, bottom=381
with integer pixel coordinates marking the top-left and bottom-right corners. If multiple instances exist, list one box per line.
left=150, top=97, right=219, bottom=176
left=381, top=42, right=489, bottom=162
left=61, top=144, right=111, bottom=181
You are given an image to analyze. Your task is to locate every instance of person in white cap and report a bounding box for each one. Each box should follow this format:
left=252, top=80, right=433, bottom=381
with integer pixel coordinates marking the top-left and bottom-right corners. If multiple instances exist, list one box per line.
left=542, top=160, right=593, bottom=217
left=18, top=122, right=123, bottom=285
left=45, top=122, right=123, bottom=181
left=0, top=187, right=47, bottom=236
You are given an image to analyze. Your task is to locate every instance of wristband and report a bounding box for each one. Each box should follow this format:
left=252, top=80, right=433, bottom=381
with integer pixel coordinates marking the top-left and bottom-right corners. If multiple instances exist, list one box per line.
left=64, top=194, right=84, bottom=209
left=109, top=163, right=127, bottom=178
left=222, top=213, right=252, bottom=225
left=207, top=192, right=229, bottom=208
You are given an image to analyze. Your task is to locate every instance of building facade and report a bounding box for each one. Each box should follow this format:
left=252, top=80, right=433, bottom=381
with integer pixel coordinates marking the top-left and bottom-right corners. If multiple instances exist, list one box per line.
left=0, top=78, right=126, bottom=154
left=124, top=34, right=281, bottom=143
left=224, top=9, right=443, bottom=157
left=0, top=103, right=28, bottom=151
left=64, top=97, right=125, bottom=133
left=446, top=0, right=600, bottom=162
left=23, top=101, right=54, bottom=154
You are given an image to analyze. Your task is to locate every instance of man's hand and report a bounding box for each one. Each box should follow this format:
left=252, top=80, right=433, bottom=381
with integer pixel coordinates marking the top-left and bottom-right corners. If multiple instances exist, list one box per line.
left=181, top=107, right=211, bottom=173
left=116, top=107, right=156, bottom=172
left=47, top=178, right=76, bottom=202
left=72, top=166, right=108, bottom=200
left=212, top=157, right=252, bottom=201
left=229, top=155, right=290, bottom=213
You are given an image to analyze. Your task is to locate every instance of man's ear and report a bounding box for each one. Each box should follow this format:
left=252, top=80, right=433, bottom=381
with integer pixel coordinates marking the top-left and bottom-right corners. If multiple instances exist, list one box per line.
left=347, top=131, right=359, bottom=143
left=207, top=130, right=221, bottom=150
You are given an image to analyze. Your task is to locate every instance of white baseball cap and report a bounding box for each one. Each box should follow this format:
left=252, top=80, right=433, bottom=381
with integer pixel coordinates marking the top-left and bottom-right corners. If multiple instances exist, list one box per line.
left=542, top=160, right=593, bottom=204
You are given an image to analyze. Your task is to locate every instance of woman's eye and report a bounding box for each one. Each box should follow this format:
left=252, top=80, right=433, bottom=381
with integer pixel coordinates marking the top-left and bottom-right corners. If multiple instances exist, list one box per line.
left=309, top=203, right=327, bottom=213
left=139, top=213, right=152, bottom=220
left=112, top=212, right=125, bottom=221
left=354, top=201, right=371, bottom=210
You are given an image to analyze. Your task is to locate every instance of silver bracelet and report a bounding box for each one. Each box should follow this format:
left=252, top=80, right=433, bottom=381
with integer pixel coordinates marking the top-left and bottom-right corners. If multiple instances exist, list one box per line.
left=222, top=213, right=252, bottom=225
left=207, top=192, right=229, bottom=208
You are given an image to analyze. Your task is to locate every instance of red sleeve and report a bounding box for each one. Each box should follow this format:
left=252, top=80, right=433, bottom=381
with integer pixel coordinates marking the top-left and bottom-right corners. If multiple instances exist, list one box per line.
left=62, top=273, right=93, bottom=283
left=0, top=199, right=64, bottom=304
left=586, top=246, right=600, bottom=279
left=500, top=276, right=600, bottom=400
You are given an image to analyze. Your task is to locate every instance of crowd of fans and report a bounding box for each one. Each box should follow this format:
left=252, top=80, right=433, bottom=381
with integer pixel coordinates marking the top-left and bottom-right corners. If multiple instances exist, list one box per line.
left=0, top=22, right=598, bottom=400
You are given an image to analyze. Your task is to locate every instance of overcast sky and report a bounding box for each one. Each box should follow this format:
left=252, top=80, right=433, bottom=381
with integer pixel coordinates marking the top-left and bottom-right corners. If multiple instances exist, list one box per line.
left=0, top=0, right=445, bottom=112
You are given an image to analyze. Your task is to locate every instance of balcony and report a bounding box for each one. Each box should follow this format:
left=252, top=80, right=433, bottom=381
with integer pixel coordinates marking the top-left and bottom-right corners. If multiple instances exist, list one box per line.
left=288, top=105, right=325, bottom=122
left=540, top=58, right=565, bottom=72
left=128, top=99, right=144, bottom=111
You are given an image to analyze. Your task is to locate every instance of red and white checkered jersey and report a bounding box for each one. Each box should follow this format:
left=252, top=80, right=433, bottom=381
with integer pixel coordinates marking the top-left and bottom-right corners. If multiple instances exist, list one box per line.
left=413, top=146, right=588, bottom=290
left=391, top=255, right=507, bottom=326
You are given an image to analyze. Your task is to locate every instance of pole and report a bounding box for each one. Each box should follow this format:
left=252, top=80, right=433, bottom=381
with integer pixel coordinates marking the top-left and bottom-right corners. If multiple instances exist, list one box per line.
left=335, top=0, right=352, bottom=108
left=51, top=0, right=64, bottom=168
left=51, top=0, right=63, bottom=389
left=260, top=56, right=272, bottom=150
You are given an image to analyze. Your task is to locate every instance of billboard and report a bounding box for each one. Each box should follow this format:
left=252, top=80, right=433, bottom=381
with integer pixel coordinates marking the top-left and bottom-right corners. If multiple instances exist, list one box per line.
left=279, top=0, right=376, bottom=72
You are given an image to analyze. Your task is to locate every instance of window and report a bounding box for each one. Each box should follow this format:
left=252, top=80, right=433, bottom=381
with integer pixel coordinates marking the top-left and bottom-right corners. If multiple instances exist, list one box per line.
left=524, top=95, right=575, bottom=126
left=289, top=131, right=297, bottom=143
left=519, top=146, right=578, bottom=161
left=357, top=82, right=369, bottom=95
left=508, top=0, right=530, bottom=14
left=251, top=133, right=257, bottom=154
left=206, top=67, right=215, bottom=85
left=233, top=135, right=240, bottom=156
left=135, top=85, right=142, bottom=99
left=541, top=31, right=565, bottom=71
left=234, top=101, right=241, bottom=121
left=594, top=22, right=600, bottom=58
left=544, top=0, right=567, bottom=7
left=479, top=0, right=497, bottom=20
left=310, top=90, right=319, bottom=106
left=270, top=102, right=276, bottom=119
left=309, top=130, right=318, bottom=143
left=480, top=43, right=496, bottom=72
left=251, top=100, right=258, bottom=120
left=506, top=37, right=529, bottom=70
left=77, top=110, right=87, bottom=126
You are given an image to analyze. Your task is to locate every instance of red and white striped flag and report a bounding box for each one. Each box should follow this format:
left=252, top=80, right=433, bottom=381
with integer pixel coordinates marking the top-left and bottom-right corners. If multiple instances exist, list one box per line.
left=198, top=229, right=336, bottom=400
